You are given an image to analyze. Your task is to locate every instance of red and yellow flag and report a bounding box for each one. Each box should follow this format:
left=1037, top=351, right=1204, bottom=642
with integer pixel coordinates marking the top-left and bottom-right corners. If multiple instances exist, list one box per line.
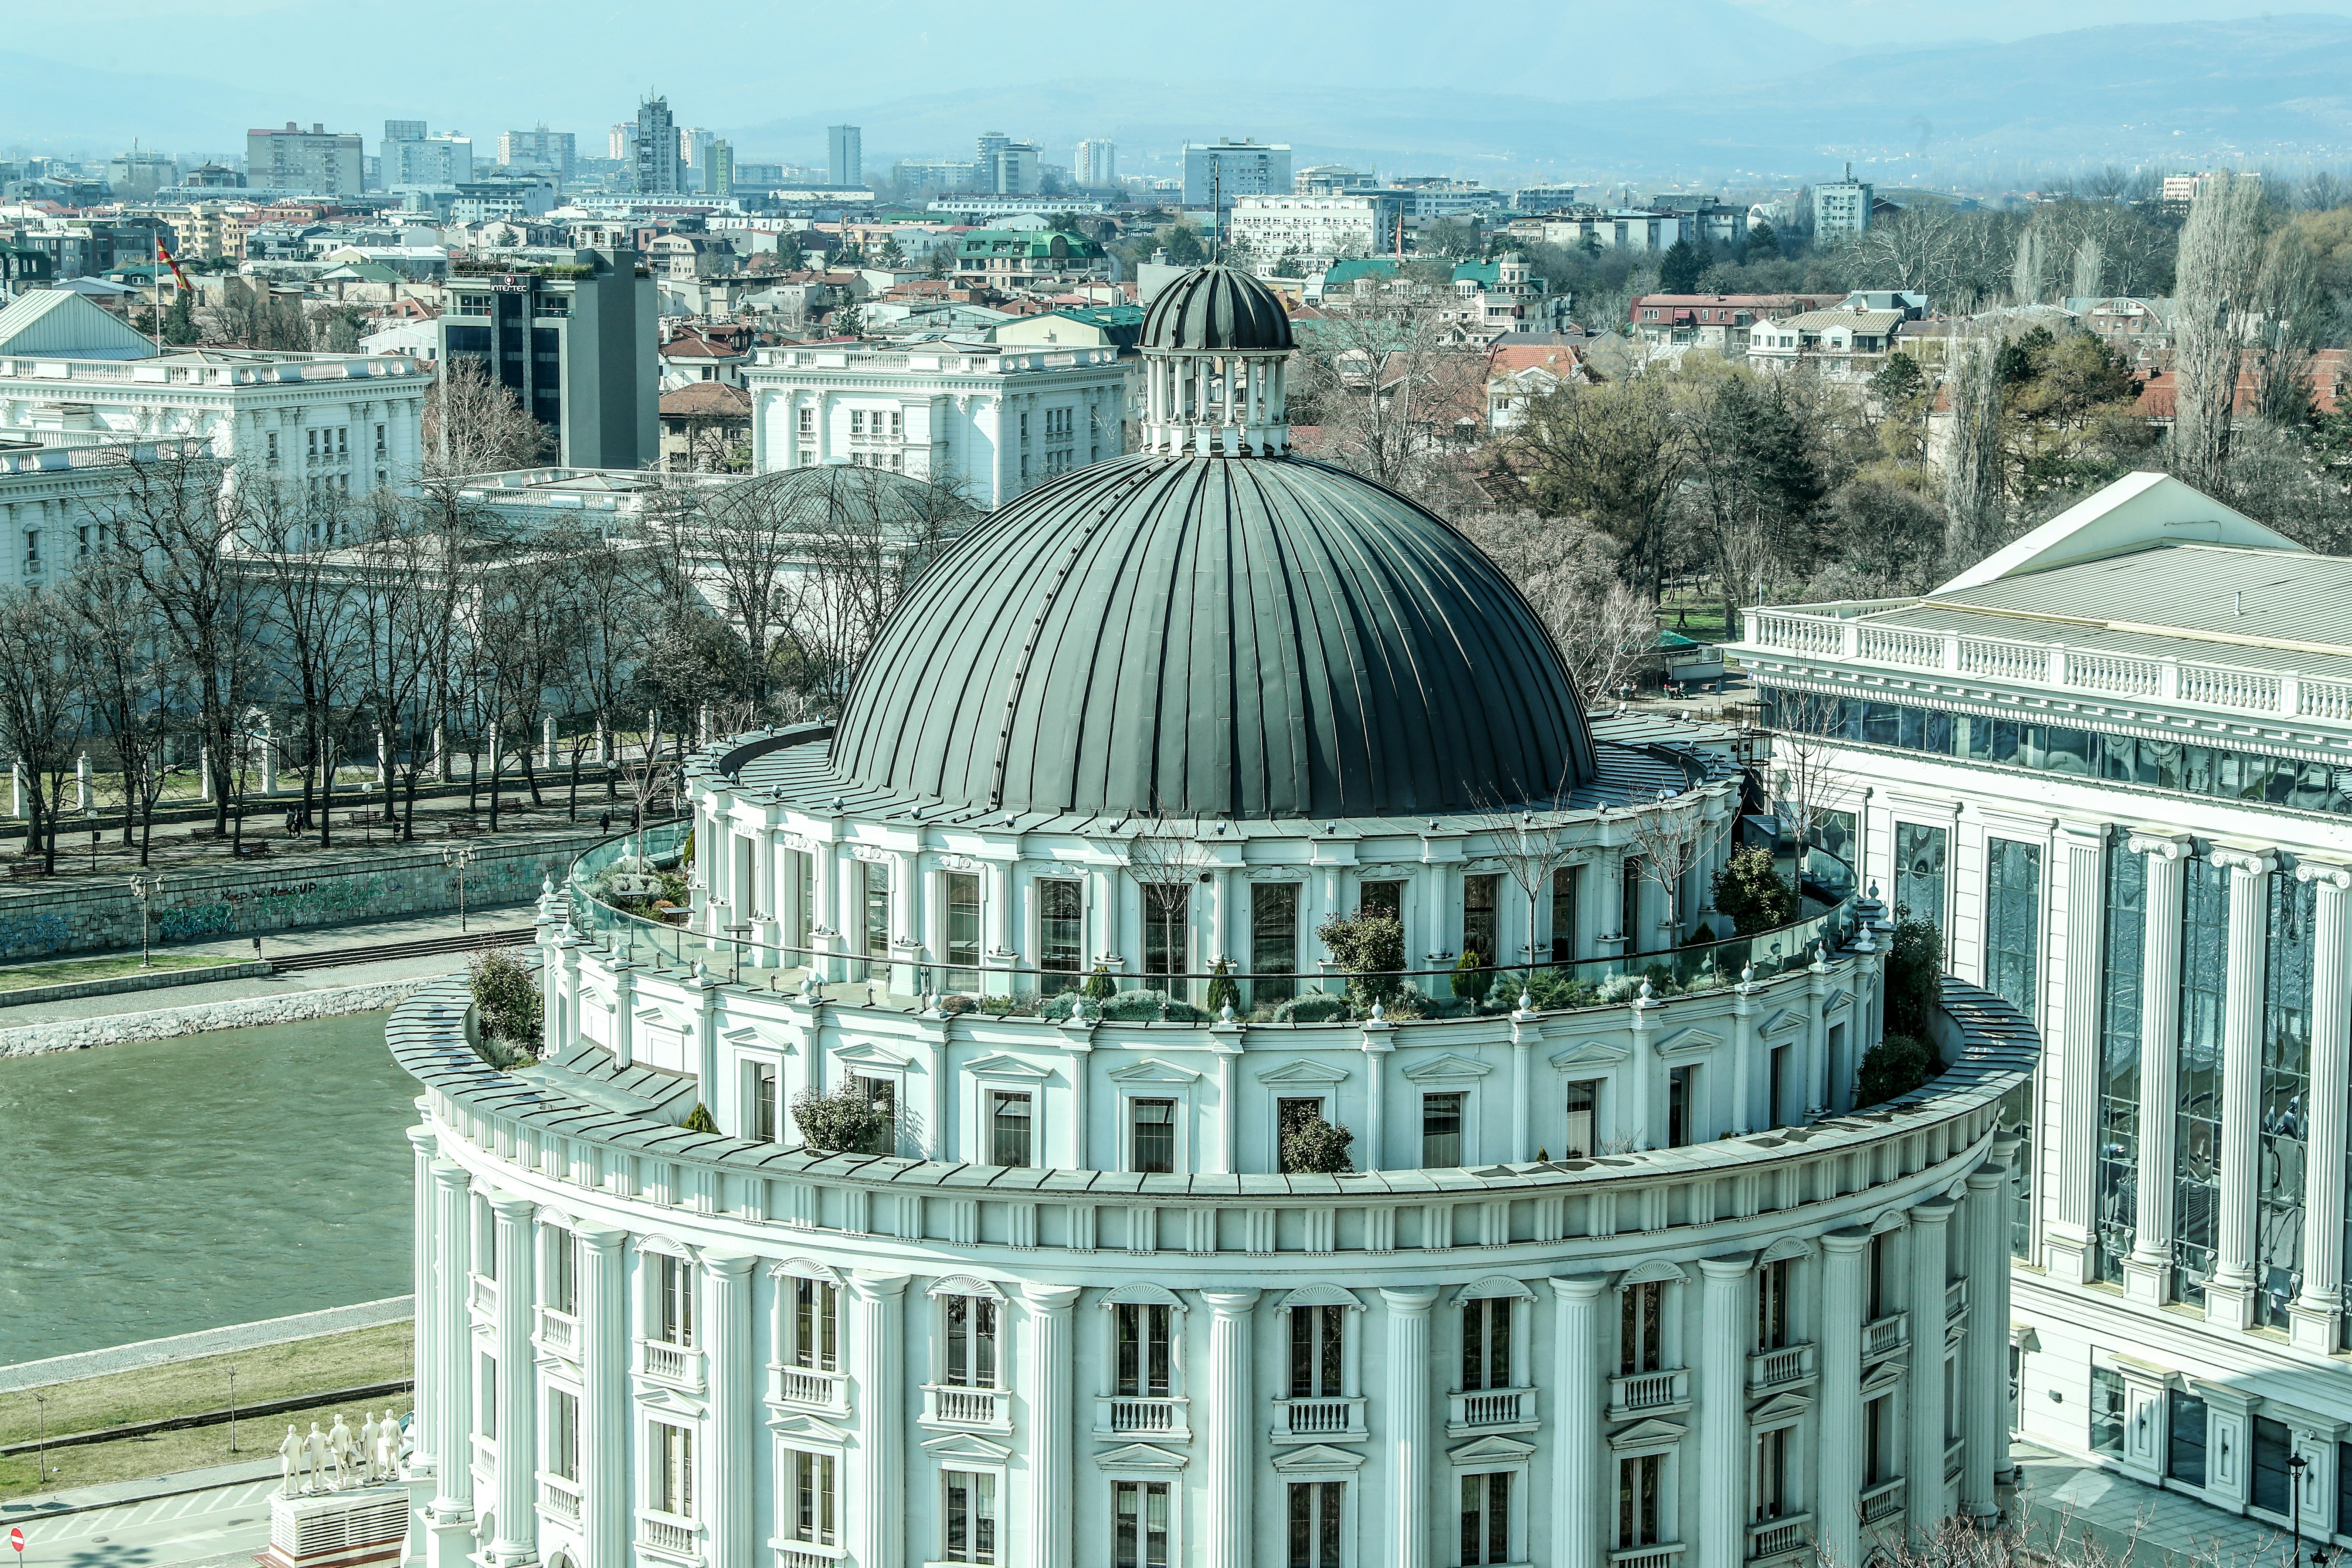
left=155, top=238, right=191, bottom=292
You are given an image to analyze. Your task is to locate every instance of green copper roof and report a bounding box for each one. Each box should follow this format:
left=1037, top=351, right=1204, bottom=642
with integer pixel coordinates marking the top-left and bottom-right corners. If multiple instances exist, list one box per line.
left=1140, top=263, right=1293, bottom=352
left=832, top=453, right=1594, bottom=820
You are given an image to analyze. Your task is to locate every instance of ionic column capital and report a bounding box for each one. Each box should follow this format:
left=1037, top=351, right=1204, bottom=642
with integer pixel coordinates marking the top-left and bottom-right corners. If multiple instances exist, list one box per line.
left=2297, top=859, right=2352, bottom=893
left=2126, top=831, right=2192, bottom=861
left=2210, top=845, right=2277, bottom=878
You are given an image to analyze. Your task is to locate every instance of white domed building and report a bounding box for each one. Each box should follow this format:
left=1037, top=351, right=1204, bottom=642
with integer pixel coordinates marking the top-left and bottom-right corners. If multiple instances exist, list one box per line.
left=392, top=267, right=2037, bottom=1568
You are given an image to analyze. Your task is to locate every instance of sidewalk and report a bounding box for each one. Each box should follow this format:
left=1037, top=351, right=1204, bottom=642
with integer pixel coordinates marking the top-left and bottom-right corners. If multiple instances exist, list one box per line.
left=0, top=1297, right=413, bottom=1396
left=0, top=1456, right=281, bottom=1523
left=2013, top=1442, right=2300, bottom=1568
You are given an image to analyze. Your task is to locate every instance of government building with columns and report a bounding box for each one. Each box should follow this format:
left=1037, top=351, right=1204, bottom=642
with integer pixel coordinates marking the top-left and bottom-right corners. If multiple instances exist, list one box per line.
left=394, top=265, right=2036, bottom=1568
left=1728, top=471, right=2352, bottom=1538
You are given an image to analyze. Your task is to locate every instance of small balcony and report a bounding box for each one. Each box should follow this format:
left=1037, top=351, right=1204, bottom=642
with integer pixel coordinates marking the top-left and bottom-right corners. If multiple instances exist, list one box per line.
left=1095, top=1395, right=1189, bottom=1441
left=1859, top=1478, right=1905, bottom=1525
left=469, top=1274, right=498, bottom=1319
left=922, top=1382, right=1012, bottom=1433
left=1610, top=1544, right=1686, bottom=1568
left=1446, top=1387, right=1537, bottom=1435
left=1945, top=1437, right=1964, bottom=1482
left=771, top=1364, right=851, bottom=1416
left=1607, top=1368, right=1690, bottom=1420
left=774, top=1545, right=846, bottom=1568
left=636, top=1338, right=704, bottom=1393
left=538, top=1473, right=582, bottom=1522
left=536, top=1307, right=578, bottom=1359
left=1862, top=1312, right=1907, bottom=1361
left=638, top=1512, right=700, bottom=1563
left=1945, top=1278, right=1968, bottom=1321
left=1271, top=1395, right=1368, bottom=1444
left=1746, top=1344, right=1814, bottom=1394
left=1747, top=1514, right=1811, bottom=1562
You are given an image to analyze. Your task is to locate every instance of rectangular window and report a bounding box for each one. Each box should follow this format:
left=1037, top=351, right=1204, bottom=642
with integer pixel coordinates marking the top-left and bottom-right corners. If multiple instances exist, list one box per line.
left=1422, top=1092, right=1465, bottom=1168
left=851, top=410, right=866, bottom=434
left=548, top=1388, right=579, bottom=1481
left=1616, top=1454, right=1660, bottom=1548
left=2258, top=875, right=2315, bottom=1330
left=1130, top=1098, right=1176, bottom=1174
left=1288, top=1480, right=1341, bottom=1568
left=2174, top=855, right=2230, bottom=1304
left=374, top=422, right=386, bottom=457
left=1666, top=1065, right=1696, bottom=1149
left=658, top=1253, right=694, bottom=1346
left=1985, top=841, right=2042, bottom=1259
left=1278, top=1097, right=1327, bottom=1174
left=479, top=1353, right=497, bottom=1438
left=1143, top=882, right=1188, bottom=981
left=2094, top=834, right=2147, bottom=1282
left=1461, top=1471, right=1511, bottom=1565
left=2088, top=1366, right=2126, bottom=1456
left=793, top=851, right=815, bottom=950
left=548, top=1227, right=577, bottom=1317
left=1252, top=882, right=1300, bottom=1004
left=1463, top=874, right=1500, bottom=968
left=854, top=1076, right=896, bottom=1156
left=1562, top=1080, right=1598, bottom=1160
left=1358, top=880, right=1403, bottom=922
left=1757, top=1259, right=1790, bottom=1351
left=652, top=1420, right=694, bottom=1518
left=752, top=1062, right=778, bottom=1144
left=1550, top=866, right=1578, bottom=964
left=798, top=407, right=815, bottom=434
left=1462, top=1296, right=1512, bottom=1391
left=1619, top=1282, right=1663, bottom=1375
left=1621, top=855, right=1643, bottom=956
left=2168, top=1392, right=2208, bottom=1487
left=1864, top=1395, right=1896, bottom=1486
left=1290, top=1304, right=1344, bottom=1398
left=1754, top=1426, right=1789, bottom=1520
left=944, top=870, right=981, bottom=993
left=1039, top=878, right=1083, bottom=990
left=1866, top=1233, right=1892, bottom=1320
left=943, top=1470, right=997, bottom=1564
left=789, top=1449, right=838, bottom=1545
left=2253, top=1416, right=2295, bottom=1515
left=862, top=860, right=890, bottom=959
left=990, top=1090, right=1032, bottom=1168
left=267, top=431, right=280, bottom=467
left=1768, top=1043, right=1790, bottom=1130
left=944, top=1295, right=998, bottom=1387
left=1115, top=1302, right=1172, bottom=1397
left=794, top=1276, right=839, bottom=1371
left=1117, top=1480, right=1172, bottom=1568
left=1894, top=821, right=1948, bottom=941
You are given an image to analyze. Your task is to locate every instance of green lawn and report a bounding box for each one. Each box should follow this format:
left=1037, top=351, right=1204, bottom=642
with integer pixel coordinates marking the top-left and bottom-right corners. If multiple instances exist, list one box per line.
left=0, top=950, right=230, bottom=993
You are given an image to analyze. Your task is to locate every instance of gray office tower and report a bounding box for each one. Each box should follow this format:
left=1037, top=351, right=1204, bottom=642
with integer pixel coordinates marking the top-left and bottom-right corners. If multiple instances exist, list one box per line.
left=634, top=96, right=680, bottom=193
left=828, top=125, right=862, bottom=188
left=436, top=249, right=658, bottom=470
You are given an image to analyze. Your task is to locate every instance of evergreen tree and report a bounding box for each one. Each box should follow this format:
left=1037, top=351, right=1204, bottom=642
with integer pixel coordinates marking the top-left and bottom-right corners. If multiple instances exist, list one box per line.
left=162, top=289, right=199, bottom=346
left=1744, top=220, right=1781, bottom=260
left=1658, top=237, right=1704, bottom=293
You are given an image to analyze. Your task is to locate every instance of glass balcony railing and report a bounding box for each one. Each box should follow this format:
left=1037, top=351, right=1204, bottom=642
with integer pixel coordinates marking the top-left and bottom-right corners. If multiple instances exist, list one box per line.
left=563, top=825, right=1862, bottom=1025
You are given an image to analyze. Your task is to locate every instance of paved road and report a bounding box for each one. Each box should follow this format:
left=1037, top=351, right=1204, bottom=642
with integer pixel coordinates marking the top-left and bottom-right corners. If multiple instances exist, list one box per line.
left=7, top=1475, right=280, bottom=1567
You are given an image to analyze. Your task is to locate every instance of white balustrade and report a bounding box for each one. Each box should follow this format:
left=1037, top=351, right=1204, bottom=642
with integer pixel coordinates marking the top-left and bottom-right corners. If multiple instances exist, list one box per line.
left=1958, top=638, right=2043, bottom=681
left=1856, top=627, right=1941, bottom=668
left=1272, top=1395, right=1367, bottom=1439
left=2179, top=663, right=2281, bottom=712
left=1945, top=1278, right=1967, bottom=1320
left=1746, top=1343, right=1814, bottom=1392
left=1447, top=1387, right=1535, bottom=1431
left=773, top=1365, right=850, bottom=1412
left=1753, top=613, right=1844, bottom=656
left=1607, top=1368, right=1690, bottom=1416
left=1859, top=1478, right=1905, bottom=1524
left=539, top=1475, right=581, bottom=1521
left=637, top=1338, right=704, bottom=1391
left=2063, top=650, right=2161, bottom=696
left=777, top=1548, right=845, bottom=1568
left=1862, top=1312, right=1907, bottom=1360
left=1748, top=1514, right=1811, bottom=1561
left=639, top=1514, right=699, bottom=1558
left=468, top=1275, right=497, bottom=1317
left=536, top=1307, right=577, bottom=1357
left=921, top=1382, right=1011, bottom=1431
left=1096, top=1395, right=1188, bottom=1436
left=1610, top=1543, right=1687, bottom=1568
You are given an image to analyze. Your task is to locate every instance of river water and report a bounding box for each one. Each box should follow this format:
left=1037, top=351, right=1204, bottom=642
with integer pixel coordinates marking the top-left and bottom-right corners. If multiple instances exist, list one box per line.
left=0, top=1011, right=420, bottom=1366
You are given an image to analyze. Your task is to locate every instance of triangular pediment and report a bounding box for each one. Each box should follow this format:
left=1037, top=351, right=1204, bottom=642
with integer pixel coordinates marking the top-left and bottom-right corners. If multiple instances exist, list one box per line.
left=921, top=1432, right=1014, bottom=1463
left=963, top=1051, right=1054, bottom=1082
left=634, top=1002, right=691, bottom=1032
left=1823, top=988, right=1853, bottom=1013
left=765, top=1411, right=850, bottom=1442
left=1256, top=1058, right=1352, bottom=1085
left=1401, top=1052, right=1493, bottom=1082
left=1653, top=1025, right=1724, bottom=1058
left=834, top=1041, right=916, bottom=1072
left=1107, top=1057, right=1202, bottom=1085
left=1758, top=1008, right=1807, bottom=1039
left=1859, top=1361, right=1906, bottom=1396
left=1271, top=1444, right=1366, bottom=1473
left=721, top=1025, right=791, bottom=1053
left=1093, top=1442, right=1189, bottom=1472
left=1750, top=1391, right=1812, bottom=1423
left=1608, top=1418, right=1686, bottom=1450
left=1448, top=1435, right=1536, bottom=1463
left=1549, top=1039, right=1630, bottom=1071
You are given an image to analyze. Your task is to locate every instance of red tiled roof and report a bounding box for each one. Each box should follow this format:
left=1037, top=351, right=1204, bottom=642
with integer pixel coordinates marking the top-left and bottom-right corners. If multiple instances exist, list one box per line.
left=659, top=383, right=751, bottom=417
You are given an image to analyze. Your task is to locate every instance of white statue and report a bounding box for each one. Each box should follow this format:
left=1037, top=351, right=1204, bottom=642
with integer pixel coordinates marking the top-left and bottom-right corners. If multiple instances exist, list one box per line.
left=277, top=1425, right=303, bottom=1495
left=357, top=1413, right=380, bottom=1483
left=326, top=1414, right=355, bottom=1489
left=304, top=1423, right=331, bottom=1493
left=375, top=1410, right=400, bottom=1479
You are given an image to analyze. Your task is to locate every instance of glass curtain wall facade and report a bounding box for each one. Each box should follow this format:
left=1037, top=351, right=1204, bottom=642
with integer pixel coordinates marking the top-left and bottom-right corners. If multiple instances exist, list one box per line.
left=1986, top=838, right=2041, bottom=1256
left=2257, top=872, right=2315, bottom=1330
left=2093, top=838, right=2146, bottom=1283
left=2172, top=854, right=2230, bottom=1306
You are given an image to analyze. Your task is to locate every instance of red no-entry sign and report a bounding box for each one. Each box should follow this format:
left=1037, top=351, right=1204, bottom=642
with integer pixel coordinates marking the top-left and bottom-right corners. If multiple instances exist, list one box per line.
left=10, top=1524, right=24, bottom=1554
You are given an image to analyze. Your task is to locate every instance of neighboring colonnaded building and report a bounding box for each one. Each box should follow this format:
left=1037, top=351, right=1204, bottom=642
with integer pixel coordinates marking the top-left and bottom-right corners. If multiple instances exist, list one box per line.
left=1729, top=471, right=2352, bottom=1537
left=394, top=266, right=2037, bottom=1568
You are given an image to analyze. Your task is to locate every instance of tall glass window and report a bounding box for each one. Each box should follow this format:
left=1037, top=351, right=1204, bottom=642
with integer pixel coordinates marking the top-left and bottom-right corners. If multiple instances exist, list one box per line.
left=2088, top=1366, right=2126, bottom=1455
left=990, top=1090, right=1032, bottom=1169
left=1895, top=822, right=1948, bottom=940
left=1039, top=879, right=1083, bottom=993
left=652, top=1420, right=694, bottom=1518
left=1985, top=839, right=2041, bottom=1016
left=2257, top=873, right=2315, bottom=1330
left=1551, top=867, right=1578, bottom=964
left=548, top=1388, right=579, bottom=1480
left=943, top=1470, right=997, bottom=1564
left=791, top=850, right=813, bottom=950
left=2168, top=1392, right=2208, bottom=1487
left=1359, top=880, right=1403, bottom=921
left=1460, top=1472, right=1511, bottom=1565
left=1422, top=1092, right=1464, bottom=1168
left=793, top=1277, right=838, bottom=1371
left=1289, top=1304, right=1344, bottom=1398
left=862, top=860, right=891, bottom=959
left=658, top=1254, right=695, bottom=1345
left=2172, top=855, right=2230, bottom=1305
left=1616, top=1454, right=1662, bottom=1547
left=1757, top=1259, right=1791, bottom=1350
left=1288, top=1481, right=1341, bottom=1568
left=943, top=1295, right=998, bottom=1387
left=1144, top=883, right=1188, bottom=981
left=1619, top=1282, right=1663, bottom=1375
left=1463, top=874, right=1500, bottom=968
left=1462, top=1296, right=1512, bottom=1390
left=788, top=1450, right=837, bottom=1546
left=2094, top=838, right=2146, bottom=1283
left=1253, top=882, right=1300, bottom=1004
left=1620, top=856, right=1643, bottom=956
left=944, top=871, right=981, bottom=993
left=1130, top=1099, right=1175, bottom=1174
left=1563, top=1080, right=1598, bottom=1159
left=1117, top=1481, right=1171, bottom=1568
left=1115, top=1302, right=1172, bottom=1397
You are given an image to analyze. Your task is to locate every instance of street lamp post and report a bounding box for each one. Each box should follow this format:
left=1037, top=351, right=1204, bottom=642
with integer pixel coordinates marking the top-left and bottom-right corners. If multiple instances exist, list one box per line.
left=443, top=844, right=476, bottom=933
left=127, top=871, right=164, bottom=967
left=2290, top=1452, right=2310, bottom=1568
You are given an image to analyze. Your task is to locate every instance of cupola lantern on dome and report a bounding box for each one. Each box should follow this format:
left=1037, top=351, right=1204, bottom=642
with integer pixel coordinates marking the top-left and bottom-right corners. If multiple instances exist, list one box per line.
left=1138, top=263, right=1295, bottom=457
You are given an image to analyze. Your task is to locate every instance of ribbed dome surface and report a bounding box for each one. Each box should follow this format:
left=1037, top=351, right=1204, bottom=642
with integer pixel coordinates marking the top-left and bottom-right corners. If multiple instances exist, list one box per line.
left=1140, top=264, right=1295, bottom=352
left=832, top=454, right=1594, bottom=820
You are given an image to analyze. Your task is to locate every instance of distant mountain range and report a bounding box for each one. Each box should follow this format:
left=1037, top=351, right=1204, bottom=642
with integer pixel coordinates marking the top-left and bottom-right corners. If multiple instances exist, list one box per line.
left=9, top=12, right=2352, bottom=183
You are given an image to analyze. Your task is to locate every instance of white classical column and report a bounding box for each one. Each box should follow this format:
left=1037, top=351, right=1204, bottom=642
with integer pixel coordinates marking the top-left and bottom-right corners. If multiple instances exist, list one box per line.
left=1804, top=956, right=1832, bottom=1117
left=1697, top=1256, right=1752, bottom=1568
left=2046, top=824, right=2109, bottom=1285
left=705, top=1252, right=756, bottom=1568
left=1906, top=1200, right=1955, bottom=1536
left=407, top=1127, right=440, bottom=1481
left=1510, top=1016, right=1534, bottom=1161
left=575, top=1227, right=629, bottom=1568
left=1382, top=1287, right=1437, bottom=1568
left=850, top=1273, right=910, bottom=1568
left=1962, top=1159, right=2010, bottom=1516
left=1817, top=1229, right=1869, bottom=1568
left=1022, top=1284, right=1081, bottom=1568
left=2125, top=834, right=2189, bottom=1306
left=2294, top=863, right=2352, bottom=1352
left=1730, top=975, right=1757, bottom=1134
left=2208, top=847, right=2274, bottom=1329
left=1360, top=1023, right=1392, bottom=1171
left=1986, top=1135, right=2021, bottom=1485
left=427, top=1161, right=475, bottom=1568
left=489, top=1198, right=538, bottom=1565
left=1550, top=1278, right=1605, bottom=1568
left=1202, top=1290, right=1261, bottom=1568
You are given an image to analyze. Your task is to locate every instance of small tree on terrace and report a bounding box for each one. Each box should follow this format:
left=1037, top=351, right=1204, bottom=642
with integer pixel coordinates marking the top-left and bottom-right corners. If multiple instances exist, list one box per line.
left=1119, top=809, right=1208, bottom=986
left=1622, top=789, right=1728, bottom=950
left=1467, top=799, right=1577, bottom=980
left=1760, top=687, right=1857, bottom=881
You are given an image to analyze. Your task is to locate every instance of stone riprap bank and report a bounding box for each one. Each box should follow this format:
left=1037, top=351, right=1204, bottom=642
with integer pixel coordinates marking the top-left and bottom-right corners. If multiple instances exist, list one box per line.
left=0, top=832, right=601, bottom=961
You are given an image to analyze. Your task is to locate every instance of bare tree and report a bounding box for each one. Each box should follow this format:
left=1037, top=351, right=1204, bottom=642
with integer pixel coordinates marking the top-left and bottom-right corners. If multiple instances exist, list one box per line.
left=246, top=482, right=369, bottom=844
left=1622, top=789, right=1729, bottom=950
left=58, top=549, right=176, bottom=863
left=1459, top=512, right=1656, bottom=703
left=2250, top=224, right=2322, bottom=428
left=350, top=493, right=468, bottom=838
left=0, top=588, right=89, bottom=873
left=1286, top=275, right=1486, bottom=512
left=1941, top=327, right=2005, bottom=568
left=775, top=466, right=973, bottom=702
left=421, top=356, right=549, bottom=497
left=2171, top=170, right=2270, bottom=496
left=1468, top=801, right=1577, bottom=974
left=1758, top=687, right=1859, bottom=882
left=1119, top=811, right=1208, bottom=987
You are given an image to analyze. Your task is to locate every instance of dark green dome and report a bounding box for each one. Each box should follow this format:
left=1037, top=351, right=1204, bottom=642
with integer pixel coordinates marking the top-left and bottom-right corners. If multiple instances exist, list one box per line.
left=831, top=454, right=1595, bottom=821
left=1140, top=264, right=1295, bottom=353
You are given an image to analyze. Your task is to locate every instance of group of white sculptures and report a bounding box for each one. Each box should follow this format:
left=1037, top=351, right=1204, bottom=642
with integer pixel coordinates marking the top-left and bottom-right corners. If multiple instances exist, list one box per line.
left=276, top=1410, right=403, bottom=1495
